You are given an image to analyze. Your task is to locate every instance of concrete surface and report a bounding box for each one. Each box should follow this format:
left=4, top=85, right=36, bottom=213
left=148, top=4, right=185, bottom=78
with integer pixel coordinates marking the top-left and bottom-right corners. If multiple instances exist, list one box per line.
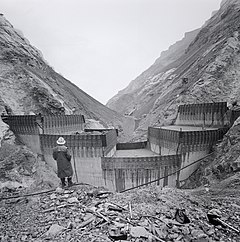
left=161, top=125, right=218, bottom=131
left=114, top=148, right=159, bottom=157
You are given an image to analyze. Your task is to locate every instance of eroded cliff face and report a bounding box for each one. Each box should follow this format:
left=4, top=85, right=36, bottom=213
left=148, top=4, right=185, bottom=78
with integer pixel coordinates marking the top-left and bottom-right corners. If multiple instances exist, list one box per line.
left=107, top=0, right=240, bottom=141
left=0, top=14, right=123, bottom=128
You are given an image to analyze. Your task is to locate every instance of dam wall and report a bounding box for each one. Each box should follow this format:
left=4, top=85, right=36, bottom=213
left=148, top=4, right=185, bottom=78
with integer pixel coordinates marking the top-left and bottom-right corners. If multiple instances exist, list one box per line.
left=40, top=129, right=117, bottom=187
left=2, top=114, right=85, bottom=135
left=175, top=102, right=229, bottom=127
left=102, top=129, right=118, bottom=156
left=42, top=115, right=85, bottom=134
left=148, top=126, right=228, bottom=183
left=148, top=127, right=227, bottom=155
left=2, top=114, right=118, bottom=188
left=3, top=102, right=239, bottom=192
left=101, top=155, right=181, bottom=192
left=116, top=141, right=147, bottom=150
left=1, top=115, right=42, bottom=153
left=2, top=115, right=40, bottom=134
left=2, top=114, right=86, bottom=153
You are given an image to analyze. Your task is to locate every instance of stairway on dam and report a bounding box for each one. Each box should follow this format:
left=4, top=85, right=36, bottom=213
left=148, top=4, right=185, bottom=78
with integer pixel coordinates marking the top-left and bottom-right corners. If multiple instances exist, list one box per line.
left=2, top=102, right=239, bottom=192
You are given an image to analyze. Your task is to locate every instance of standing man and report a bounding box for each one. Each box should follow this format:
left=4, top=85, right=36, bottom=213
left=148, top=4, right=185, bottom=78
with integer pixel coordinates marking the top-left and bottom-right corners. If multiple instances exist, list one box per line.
left=71, top=106, right=77, bottom=114
left=53, top=137, right=73, bottom=188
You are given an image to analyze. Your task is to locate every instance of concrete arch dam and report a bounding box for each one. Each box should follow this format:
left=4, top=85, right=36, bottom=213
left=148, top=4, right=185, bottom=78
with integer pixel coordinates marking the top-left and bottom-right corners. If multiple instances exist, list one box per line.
left=2, top=101, right=239, bottom=192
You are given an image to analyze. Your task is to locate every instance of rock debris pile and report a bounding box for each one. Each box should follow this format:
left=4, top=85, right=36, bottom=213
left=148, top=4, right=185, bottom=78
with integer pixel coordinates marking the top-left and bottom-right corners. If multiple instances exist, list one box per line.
left=0, top=183, right=239, bottom=241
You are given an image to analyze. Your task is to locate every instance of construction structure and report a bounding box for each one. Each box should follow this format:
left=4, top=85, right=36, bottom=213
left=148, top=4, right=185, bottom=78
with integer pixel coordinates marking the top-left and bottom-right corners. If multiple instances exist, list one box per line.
left=2, top=101, right=238, bottom=192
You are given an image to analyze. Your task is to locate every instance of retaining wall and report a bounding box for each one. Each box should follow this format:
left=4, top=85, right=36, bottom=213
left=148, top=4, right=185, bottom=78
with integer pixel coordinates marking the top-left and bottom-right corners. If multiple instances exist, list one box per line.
left=40, top=134, right=104, bottom=149
left=101, top=155, right=181, bottom=192
left=40, top=130, right=117, bottom=157
left=43, top=115, right=85, bottom=134
left=179, top=151, right=208, bottom=183
left=40, top=134, right=106, bottom=180
left=2, top=115, right=40, bottom=134
left=2, top=115, right=42, bottom=153
left=1, top=116, right=117, bottom=188
left=3, top=112, right=232, bottom=191
left=148, top=128, right=179, bottom=155
left=148, top=126, right=228, bottom=184
left=175, top=102, right=229, bottom=127
left=148, top=127, right=227, bottom=154
left=40, top=130, right=117, bottom=188
left=116, top=141, right=147, bottom=150
left=1, top=114, right=119, bottom=189
left=42, top=146, right=107, bottom=188
left=2, top=114, right=117, bottom=157
left=2, top=114, right=85, bottom=136
left=102, top=130, right=118, bottom=156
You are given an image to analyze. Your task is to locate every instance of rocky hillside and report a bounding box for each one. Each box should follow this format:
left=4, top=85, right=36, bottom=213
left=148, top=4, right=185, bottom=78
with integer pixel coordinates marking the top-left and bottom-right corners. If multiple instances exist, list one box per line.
left=107, top=28, right=200, bottom=115
left=0, top=14, right=124, bottom=128
left=107, top=0, right=240, bottom=141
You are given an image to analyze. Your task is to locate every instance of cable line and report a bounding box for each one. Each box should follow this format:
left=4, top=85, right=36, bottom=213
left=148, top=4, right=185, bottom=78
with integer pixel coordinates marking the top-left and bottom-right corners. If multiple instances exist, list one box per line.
left=120, top=152, right=214, bottom=193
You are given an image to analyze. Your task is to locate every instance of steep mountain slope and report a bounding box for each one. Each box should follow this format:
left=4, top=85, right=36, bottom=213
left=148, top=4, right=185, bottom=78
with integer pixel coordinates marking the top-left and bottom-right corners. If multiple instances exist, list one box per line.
left=107, top=28, right=200, bottom=115
left=0, top=14, right=123, bottom=128
left=107, top=0, right=240, bottom=140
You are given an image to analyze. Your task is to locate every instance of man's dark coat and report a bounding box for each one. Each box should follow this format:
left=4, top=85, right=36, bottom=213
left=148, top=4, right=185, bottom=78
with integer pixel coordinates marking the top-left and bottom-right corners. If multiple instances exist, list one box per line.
left=52, top=145, right=73, bottom=178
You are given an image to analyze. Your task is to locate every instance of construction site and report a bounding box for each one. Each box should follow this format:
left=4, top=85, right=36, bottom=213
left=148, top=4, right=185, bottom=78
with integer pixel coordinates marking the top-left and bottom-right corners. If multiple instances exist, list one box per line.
left=2, top=101, right=238, bottom=192
left=1, top=101, right=240, bottom=241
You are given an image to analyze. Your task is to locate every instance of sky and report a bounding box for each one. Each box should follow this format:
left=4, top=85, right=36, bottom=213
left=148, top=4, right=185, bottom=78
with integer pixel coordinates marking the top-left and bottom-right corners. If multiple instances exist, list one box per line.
left=1, top=0, right=222, bottom=104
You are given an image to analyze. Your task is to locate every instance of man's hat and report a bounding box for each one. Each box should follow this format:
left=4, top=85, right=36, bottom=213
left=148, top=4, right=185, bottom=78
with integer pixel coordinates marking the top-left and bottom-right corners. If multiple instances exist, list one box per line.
left=57, top=137, right=66, bottom=145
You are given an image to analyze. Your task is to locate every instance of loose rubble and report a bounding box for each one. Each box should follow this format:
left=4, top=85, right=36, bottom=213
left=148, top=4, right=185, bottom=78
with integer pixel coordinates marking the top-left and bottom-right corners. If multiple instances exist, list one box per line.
left=0, top=182, right=240, bottom=242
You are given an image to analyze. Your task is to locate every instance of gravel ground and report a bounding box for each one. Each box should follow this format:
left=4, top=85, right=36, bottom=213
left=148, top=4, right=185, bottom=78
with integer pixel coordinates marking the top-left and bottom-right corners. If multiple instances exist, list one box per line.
left=0, top=180, right=239, bottom=242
